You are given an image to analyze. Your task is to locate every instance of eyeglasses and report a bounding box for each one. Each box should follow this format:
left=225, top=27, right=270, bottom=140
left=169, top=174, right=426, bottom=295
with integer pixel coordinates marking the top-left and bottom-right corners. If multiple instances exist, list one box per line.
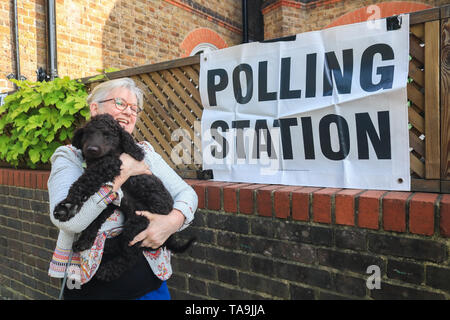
left=98, top=97, right=142, bottom=115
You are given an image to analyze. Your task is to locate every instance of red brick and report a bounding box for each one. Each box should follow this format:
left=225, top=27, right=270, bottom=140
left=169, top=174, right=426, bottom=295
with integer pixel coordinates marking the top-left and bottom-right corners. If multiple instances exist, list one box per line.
left=274, top=186, right=303, bottom=219
left=312, top=188, right=341, bottom=224
left=17, top=170, right=25, bottom=187
left=30, top=172, right=37, bottom=189
left=382, top=192, right=411, bottom=232
left=291, top=187, right=321, bottom=221
left=440, top=195, right=450, bottom=237
left=185, top=179, right=204, bottom=186
left=256, top=185, right=284, bottom=217
left=8, top=169, right=14, bottom=185
left=37, top=172, right=48, bottom=190
left=3, top=170, right=7, bottom=185
left=36, top=172, right=42, bottom=189
left=44, top=172, right=50, bottom=189
left=358, top=190, right=386, bottom=230
left=335, top=189, right=363, bottom=226
left=207, top=182, right=234, bottom=211
left=23, top=171, right=30, bottom=188
left=14, top=170, right=19, bottom=187
left=409, top=193, right=438, bottom=236
left=223, top=183, right=251, bottom=213
left=239, top=184, right=268, bottom=215
left=193, top=183, right=208, bottom=209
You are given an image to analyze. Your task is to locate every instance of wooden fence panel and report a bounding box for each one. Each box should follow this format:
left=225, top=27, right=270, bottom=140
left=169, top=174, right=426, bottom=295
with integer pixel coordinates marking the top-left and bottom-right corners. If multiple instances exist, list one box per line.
left=441, top=14, right=450, bottom=192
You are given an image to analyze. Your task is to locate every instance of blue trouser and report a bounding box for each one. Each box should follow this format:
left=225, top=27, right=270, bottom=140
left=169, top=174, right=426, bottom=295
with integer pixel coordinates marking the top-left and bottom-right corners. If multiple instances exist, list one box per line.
left=136, top=281, right=171, bottom=300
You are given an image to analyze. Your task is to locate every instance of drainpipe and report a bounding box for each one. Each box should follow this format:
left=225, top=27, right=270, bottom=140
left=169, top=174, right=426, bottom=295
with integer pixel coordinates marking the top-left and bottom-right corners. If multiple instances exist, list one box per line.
left=242, top=0, right=248, bottom=43
left=46, top=0, right=58, bottom=80
left=7, top=0, right=24, bottom=86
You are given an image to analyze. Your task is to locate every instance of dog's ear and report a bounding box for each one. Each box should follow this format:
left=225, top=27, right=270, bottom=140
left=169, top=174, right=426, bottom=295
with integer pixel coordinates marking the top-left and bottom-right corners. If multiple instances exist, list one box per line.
left=71, top=128, right=84, bottom=150
left=120, top=129, right=145, bottom=161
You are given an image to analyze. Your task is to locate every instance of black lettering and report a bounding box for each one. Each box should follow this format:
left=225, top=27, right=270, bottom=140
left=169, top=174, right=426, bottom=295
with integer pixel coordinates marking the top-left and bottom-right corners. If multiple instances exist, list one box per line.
left=253, top=119, right=277, bottom=159
left=207, top=69, right=228, bottom=106
left=258, top=61, right=277, bottom=101
left=301, top=117, right=315, bottom=159
left=323, top=49, right=353, bottom=96
left=355, top=111, right=391, bottom=159
left=319, top=114, right=350, bottom=160
left=233, top=64, right=253, bottom=104
left=232, top=120, right=251, bottom=159
left=360, top=44, right=395, bottom=92
left=305, top=53, right=317, bottom=98
left=273, top=118, right=298, bottom=160
left=280, top=57, right=301, bottom=99
left=210, top=120, right=229, bottom=159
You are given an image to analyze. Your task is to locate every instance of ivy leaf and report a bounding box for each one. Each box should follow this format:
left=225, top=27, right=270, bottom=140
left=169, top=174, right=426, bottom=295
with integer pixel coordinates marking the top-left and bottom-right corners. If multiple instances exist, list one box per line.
left=59, top=128, right=68, bottom=141
left=1, top=76, right=88, bottom=167
left=29, top=147, right=41, bottom=164
left=61, top=115, right=75, bottom=128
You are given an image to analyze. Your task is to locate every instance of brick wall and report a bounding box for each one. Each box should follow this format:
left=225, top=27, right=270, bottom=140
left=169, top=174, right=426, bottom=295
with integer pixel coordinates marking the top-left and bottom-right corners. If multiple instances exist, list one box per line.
left=3, top=0, right=448, bottom=92
left=0, top=0, right=242, bottom=93
left=262, top=0, right=448, bottom=40
left=1, top=168, right=449, bottom=300
left=0, top=169, right=57, bottom=299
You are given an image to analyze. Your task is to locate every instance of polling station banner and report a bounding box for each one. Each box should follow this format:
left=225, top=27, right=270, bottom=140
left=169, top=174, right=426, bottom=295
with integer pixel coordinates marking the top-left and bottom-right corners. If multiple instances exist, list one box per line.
left=199, top=15, right=410, bottom=191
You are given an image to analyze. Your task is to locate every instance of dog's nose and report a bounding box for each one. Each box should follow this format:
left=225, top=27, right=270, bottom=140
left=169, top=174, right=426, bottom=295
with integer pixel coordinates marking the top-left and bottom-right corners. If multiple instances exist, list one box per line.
left=85, top=146, right=100, bottom=157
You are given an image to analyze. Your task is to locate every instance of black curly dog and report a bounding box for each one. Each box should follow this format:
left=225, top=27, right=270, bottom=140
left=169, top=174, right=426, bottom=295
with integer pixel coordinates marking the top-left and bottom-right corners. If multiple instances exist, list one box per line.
left=53, top=114, right=195, bottom=281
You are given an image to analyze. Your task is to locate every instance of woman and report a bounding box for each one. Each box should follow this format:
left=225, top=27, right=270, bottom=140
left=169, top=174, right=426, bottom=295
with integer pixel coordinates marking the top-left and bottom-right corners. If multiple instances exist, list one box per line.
left=48, top=78, right=197, bottom=299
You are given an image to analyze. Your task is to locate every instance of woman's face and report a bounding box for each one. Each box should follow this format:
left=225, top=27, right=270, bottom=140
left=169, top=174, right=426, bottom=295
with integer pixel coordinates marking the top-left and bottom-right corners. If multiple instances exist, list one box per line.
left=90, top=86, right=138, bottom=134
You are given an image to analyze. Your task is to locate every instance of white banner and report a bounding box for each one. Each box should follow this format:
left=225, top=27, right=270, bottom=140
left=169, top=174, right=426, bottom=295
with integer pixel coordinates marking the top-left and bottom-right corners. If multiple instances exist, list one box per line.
left=199, top=15, right=410, bottom=191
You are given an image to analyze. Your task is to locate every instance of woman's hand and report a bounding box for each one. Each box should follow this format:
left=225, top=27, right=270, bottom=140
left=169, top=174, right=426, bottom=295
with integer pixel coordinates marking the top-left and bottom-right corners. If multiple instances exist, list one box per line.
left=129, top=209, right=185, bottom=249
left=112, top=153, right=152, bottom=191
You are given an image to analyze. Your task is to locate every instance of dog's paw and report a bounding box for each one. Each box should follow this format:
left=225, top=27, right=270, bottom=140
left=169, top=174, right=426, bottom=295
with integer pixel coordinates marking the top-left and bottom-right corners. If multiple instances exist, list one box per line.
left=53, top=202, right=79, bottom=222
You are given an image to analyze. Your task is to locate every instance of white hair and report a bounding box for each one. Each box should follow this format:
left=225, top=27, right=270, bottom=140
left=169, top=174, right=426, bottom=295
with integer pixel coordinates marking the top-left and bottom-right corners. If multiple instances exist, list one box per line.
left=86, top=77, right=144, bottom=108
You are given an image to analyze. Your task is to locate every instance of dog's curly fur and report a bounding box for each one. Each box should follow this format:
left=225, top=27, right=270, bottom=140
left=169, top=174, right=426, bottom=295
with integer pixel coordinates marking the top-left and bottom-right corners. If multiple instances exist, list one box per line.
left=53, top=114, right=194, bottom=281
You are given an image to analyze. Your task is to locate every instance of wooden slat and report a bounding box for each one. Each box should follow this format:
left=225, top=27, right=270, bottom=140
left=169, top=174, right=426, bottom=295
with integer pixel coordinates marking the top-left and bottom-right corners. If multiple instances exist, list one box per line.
left=171, top=67, right=202, bottom=106
left=160, top=69, right=203, bottom=119
left=408, top=60, right=424, bottom=87
left=441, top=18, right=450, bottom=180
left=131, top=76, right=173, bottom=143
left=410, top=153, right=425, bottom=178
left=139, top=112, right=174, bottom=153
left=192, top=63, right=200, bottom=74
left=139, top=73, right=193, bottom=133
left=410, top=7, right=440, bottom=25
left=411, top=178, right=440, bottom=192
left=135, top=120, right=174, bottom=166
left=139, top=73, right=199, bottom=168
left=410, top=23, right=424, bottom=40
left=410, top=35, right=425, bottom=64
left=138, top=74, right=179, bottom=130
left=442, top=5, right=450, bottom=19
left=133, top=126, right=146, bottom=142
left=184, top=65, right=200, bottom=84
left=150, top=71, right=197, bottom=126
left=81, top=55, right=200, bottom=83
left=424, top=20, right=441, bottom=179
left=408, top=107, right=424, bottom=133
left=409, top=131, right=425, bottom=156
left=407, top=82, right=425, bottom=111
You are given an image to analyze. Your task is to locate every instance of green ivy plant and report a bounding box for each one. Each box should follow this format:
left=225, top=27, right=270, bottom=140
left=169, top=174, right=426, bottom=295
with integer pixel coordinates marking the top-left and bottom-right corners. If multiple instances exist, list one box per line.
left=0, top=76, right=90, bottom=168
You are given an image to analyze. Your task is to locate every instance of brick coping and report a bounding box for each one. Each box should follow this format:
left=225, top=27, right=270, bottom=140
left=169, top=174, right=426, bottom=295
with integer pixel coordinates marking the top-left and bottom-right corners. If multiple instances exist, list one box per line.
left=186, top=179, right=450, bottom=239
left=1, top=168, right=448, bottom=238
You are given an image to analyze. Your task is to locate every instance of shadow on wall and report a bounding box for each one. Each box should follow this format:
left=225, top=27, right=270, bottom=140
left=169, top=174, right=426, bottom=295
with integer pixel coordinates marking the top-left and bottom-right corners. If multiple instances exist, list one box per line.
left=101, top=0, right=184, bottom=70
